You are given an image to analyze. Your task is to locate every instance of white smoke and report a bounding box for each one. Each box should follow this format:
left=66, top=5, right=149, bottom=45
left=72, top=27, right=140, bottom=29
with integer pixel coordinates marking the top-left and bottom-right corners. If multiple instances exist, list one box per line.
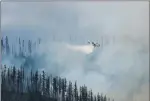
left=66, top=44, right=94, bottom=54
left=1, top=1, right=149, bottom=101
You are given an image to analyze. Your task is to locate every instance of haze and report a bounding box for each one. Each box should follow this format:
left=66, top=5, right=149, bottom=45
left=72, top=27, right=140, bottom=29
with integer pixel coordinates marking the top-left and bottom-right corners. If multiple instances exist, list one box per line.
left=1, top=1, right=149, bottom=101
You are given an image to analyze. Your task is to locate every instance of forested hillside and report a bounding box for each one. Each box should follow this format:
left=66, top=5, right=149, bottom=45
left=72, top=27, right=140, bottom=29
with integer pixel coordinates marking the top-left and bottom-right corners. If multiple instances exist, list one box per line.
left=1, top=36, right=114, bottom=101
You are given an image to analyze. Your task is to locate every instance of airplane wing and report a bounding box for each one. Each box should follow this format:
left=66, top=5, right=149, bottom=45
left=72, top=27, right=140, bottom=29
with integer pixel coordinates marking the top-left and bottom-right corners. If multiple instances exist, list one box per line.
left=92, top=42, right=95, bottom=45
left=87, top=41, right=100, bottom=47
left=96, top=43, right=99, bottom=45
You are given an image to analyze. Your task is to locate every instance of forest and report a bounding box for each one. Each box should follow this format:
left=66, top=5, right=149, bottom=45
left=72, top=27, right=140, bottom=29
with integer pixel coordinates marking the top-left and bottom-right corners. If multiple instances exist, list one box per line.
left=1, top=36, right=114, bottom=101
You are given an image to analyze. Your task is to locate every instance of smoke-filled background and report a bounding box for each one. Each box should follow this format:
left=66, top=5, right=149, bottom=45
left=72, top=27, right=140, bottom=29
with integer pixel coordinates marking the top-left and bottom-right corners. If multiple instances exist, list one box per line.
left=1, top=1, right=149, bottom=101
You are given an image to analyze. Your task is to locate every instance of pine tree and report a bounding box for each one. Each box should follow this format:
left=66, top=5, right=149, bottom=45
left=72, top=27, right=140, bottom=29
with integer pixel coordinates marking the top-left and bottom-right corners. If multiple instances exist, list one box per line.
left=28, top=40, right=32, bottom=55
left=38, top=73, right=42, bottom=94
left=82, top=85, right=88, bottom=101
left=20, top=66, right=25, bottom=93
left=5, top=36, right=10, bottom=55
left=79, top=87, right=82, bottom=101
left=62, top=78, right=67, bottom=101
left=22, top=40, right=25, bottom=56
left=74, top=81, right=78, bottom=101
left=94, top=95, right=97, bottom=101
left=100, top=94, right=104, bottom=101
left=87, top=90, right=91, bottom=101
left=103, top=95, right=107, bottom=101
left=46, top=76, right=50, bottom=98
left=58, top=77, right=62, bottom=94
left=19, top=37, right=22, bottom=55
left=67, top=81, right=73, bottom=101
left=1, top=65, right=7, bottom=91
left=97, top=93, right=100, bottom=101
left=30, top=69, right=34, bottom=93
left=11, top=66, right=16, bottom=91
left=1, top=65, right=114, bottom=101
left=7, top=67, right=11, bottom=91
left=1, top=38, right=4, bottom=54
left=17, top=69, right=21, bottom=93
left=34, top=70, right=39, bottom=93
left=42, top=71, right=46, bottom=96
left=49, top=74, right=53, bottom=98
left=53, top=76, right=58, bottom=98
left=90, top=90, right=93, bottom=101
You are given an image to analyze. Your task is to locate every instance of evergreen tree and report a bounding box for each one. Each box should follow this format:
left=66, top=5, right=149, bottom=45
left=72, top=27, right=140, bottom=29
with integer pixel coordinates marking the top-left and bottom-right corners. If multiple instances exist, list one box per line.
left=5, top=36, right=10, bottom=55
left=103, top=95, right=107, bottom=101
left=1, top=65, right=114, bottom=101
left=19, top=37, right=22, bottom=55
left=1, top=38, right=4, bottom=53
left=62, top=78, right=67, bottom=101
left=34, top=71, right=39, bottom=93
left=67, top=81, right=73, bottom=101
left=17, top=69, right=21, bottom=93
left=87, top=90, right=91, bottom=101
left=1, top=65, right=7, bottom=91
left=7, top=67, right=11, bottom=91
left=42, top=71, right=46, bottom=96
left=53, top=76, right=58, bottom=98
left=11, top=66, right=16, bottom=91
left=97, top=93, right=100, bottom=101
left=22, top=40, right=25, bottom=55
left=74, top=81, right=78, bottom=101
left=94, top=95, right=97, bottom=101
left=20, top=66, right=24, bottom=93
left=100, top=94, right=104, bottom=101
left=28, top=40, right=32, bottom=55
left=79, top=87, right=82, bottom=101
left=49, top=74, right=53, bottom=98
left=58, top=77, right=62, bottom=94
left=90, top=90, right=93, bottom=101
left=46, top=76, right=50, bottom=97
left=82, top=85, right=88, bottom=101
left=30, top=69, right=33, bottom=90
left=38, top=73, right=42, bottom=94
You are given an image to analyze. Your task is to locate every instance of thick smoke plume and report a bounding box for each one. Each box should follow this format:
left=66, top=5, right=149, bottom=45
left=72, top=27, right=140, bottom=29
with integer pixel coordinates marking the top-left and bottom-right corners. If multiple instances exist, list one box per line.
left=1, top=1, right=149, bottom=101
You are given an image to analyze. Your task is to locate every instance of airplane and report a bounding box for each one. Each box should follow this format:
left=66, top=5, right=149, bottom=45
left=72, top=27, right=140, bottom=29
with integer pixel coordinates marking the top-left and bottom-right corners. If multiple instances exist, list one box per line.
left=88, top=41, right=100, bottom=48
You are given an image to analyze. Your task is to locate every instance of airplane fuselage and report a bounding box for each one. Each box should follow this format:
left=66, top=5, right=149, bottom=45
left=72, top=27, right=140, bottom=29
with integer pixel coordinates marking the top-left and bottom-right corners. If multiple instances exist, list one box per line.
left=88, top=41, right=100, bottom=48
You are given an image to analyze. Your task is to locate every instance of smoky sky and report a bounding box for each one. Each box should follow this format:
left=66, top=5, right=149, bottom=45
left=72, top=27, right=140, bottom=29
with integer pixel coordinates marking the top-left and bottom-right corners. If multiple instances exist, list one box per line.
left=1, top=1, right=149, bottom=101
